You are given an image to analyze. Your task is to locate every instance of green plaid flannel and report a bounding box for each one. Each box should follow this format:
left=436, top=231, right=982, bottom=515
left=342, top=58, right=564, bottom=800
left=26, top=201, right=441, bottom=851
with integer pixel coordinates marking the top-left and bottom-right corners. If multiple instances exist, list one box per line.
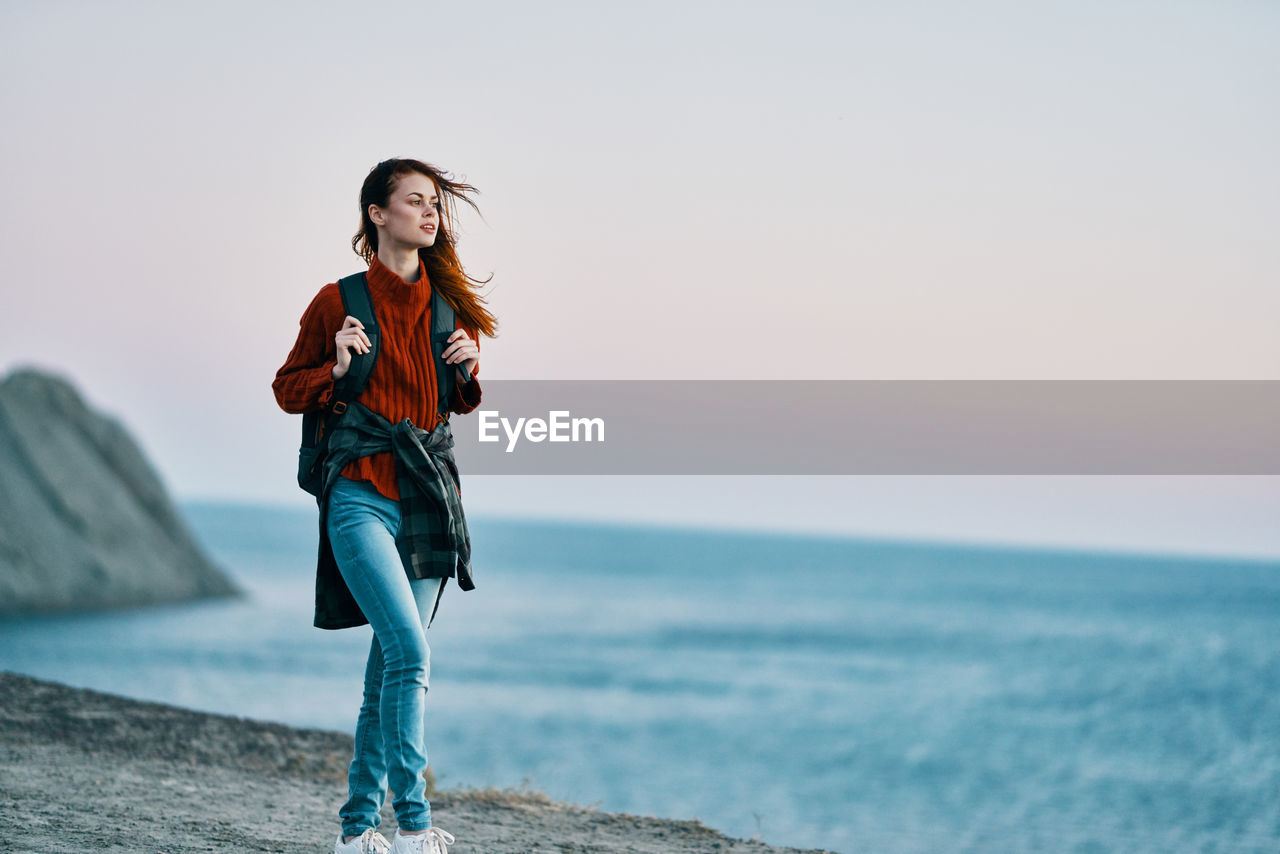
left=320, top=401, right=473, bottom=590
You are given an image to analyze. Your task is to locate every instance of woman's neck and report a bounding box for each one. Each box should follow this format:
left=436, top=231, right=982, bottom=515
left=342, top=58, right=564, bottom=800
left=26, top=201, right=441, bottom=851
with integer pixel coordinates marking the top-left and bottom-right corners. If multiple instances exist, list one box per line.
left=376, top=244, right=422, bottom=283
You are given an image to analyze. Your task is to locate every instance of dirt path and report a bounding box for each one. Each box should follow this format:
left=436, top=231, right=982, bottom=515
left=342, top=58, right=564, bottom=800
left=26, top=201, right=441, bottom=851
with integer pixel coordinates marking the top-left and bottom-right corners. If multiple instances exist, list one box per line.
left=0, top=671, right=839, bottom=853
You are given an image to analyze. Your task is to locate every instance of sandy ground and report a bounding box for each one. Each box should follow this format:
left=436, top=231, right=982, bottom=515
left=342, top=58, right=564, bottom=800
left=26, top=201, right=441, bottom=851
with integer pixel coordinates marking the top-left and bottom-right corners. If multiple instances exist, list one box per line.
left=0, top=671, right=838, bottom=854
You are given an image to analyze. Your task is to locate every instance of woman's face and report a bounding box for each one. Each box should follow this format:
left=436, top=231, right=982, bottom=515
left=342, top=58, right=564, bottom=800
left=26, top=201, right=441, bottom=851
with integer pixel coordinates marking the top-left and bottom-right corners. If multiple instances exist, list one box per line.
left=370, top=172, right=440, bottom=249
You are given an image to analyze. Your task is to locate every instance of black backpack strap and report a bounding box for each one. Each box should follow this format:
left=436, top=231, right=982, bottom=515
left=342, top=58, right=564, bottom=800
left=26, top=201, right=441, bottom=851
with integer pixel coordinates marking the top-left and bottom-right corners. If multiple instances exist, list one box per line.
left=332, top=272, right=380, bottom=406
left=297, top=271, right=382, bottom=497
left=431, top=287, right=460, bottom=419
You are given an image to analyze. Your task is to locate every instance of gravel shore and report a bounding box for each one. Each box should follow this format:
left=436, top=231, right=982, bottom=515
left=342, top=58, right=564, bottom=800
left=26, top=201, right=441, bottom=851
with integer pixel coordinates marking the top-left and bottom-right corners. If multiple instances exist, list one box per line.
left=0, top=671, right=838, bottom=854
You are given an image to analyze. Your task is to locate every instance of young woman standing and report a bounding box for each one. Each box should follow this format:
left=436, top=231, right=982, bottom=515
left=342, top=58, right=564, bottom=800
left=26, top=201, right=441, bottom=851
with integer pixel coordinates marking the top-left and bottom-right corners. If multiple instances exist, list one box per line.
left=273, top=158, right=497, bottom=854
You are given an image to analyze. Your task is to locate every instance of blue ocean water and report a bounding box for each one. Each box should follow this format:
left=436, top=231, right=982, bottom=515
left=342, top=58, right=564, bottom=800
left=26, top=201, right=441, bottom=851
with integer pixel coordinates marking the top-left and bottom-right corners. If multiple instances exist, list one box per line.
left=2, top=502, right=1278, bottom=853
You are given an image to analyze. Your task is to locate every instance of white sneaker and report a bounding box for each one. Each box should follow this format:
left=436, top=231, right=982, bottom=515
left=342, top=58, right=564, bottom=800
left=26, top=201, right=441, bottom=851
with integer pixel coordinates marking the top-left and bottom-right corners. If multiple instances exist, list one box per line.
left=390, top=826, right=456, bottom=854
left=334, top=828, right=392, bottom=854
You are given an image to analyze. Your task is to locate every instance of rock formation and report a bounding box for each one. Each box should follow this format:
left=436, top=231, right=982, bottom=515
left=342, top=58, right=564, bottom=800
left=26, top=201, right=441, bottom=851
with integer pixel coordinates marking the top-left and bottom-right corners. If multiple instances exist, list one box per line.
left=0, top=366, right=240, bottom=616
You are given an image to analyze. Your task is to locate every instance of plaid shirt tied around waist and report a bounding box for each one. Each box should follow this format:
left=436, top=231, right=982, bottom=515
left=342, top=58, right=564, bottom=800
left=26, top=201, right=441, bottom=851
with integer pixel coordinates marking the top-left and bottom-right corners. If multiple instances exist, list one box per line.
left=313, top=401, right=474, bottom=630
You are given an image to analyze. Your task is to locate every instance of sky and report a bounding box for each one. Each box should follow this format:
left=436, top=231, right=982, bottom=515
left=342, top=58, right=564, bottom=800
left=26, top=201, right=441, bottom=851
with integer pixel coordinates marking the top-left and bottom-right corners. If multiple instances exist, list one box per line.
left=1, top=0, right=1277, bottom=558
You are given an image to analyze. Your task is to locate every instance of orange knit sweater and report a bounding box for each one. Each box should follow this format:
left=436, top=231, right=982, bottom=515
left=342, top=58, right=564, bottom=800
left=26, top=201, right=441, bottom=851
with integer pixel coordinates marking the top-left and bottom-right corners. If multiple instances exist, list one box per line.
left=272, top=253, right=482, bottom=502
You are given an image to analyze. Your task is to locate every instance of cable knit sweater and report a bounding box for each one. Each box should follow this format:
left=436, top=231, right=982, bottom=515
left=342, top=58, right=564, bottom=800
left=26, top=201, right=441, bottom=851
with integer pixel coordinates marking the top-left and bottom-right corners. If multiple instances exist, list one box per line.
left=272, top=252, right=482, bottom=502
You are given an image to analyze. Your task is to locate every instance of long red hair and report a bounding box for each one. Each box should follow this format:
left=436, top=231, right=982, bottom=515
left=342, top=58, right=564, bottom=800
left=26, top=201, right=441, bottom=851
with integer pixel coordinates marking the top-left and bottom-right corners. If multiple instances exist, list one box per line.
left=352, top=158, right=499, bottom=339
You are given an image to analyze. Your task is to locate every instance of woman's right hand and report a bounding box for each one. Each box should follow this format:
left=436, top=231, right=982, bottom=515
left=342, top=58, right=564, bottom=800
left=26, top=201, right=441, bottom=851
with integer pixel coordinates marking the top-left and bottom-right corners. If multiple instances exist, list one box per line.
left=331, top=316, right=372, bottom=380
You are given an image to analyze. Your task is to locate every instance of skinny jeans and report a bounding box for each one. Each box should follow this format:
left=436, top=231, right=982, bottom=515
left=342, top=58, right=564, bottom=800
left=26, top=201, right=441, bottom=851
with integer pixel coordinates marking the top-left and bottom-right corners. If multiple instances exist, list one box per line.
left=326, top=475, right=444, bottom=836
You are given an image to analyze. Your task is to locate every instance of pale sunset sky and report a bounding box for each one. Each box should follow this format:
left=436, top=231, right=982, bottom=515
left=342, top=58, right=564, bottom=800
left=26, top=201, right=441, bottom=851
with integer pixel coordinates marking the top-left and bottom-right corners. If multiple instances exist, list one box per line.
left=1, top=1, right=1277, bottom=557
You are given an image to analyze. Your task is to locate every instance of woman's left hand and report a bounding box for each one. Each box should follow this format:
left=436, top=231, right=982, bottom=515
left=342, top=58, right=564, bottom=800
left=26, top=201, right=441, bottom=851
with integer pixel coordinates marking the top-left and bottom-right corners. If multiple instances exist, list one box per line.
left=442, top=329, right=479, bottom=383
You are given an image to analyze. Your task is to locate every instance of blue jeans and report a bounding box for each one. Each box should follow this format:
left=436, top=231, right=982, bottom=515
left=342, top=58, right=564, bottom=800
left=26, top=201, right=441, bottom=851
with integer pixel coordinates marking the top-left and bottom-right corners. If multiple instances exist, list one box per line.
left=327, top=476, right=444, bottom=835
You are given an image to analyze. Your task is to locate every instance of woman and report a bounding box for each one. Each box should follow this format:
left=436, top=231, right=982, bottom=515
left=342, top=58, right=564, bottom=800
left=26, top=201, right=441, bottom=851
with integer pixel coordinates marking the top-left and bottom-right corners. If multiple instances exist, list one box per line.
left=273, top=158, right=497, bottom=854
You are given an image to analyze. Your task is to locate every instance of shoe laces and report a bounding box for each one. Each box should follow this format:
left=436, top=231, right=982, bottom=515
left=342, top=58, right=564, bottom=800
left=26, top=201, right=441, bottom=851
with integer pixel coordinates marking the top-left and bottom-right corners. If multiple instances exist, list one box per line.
left=358, top=828, right=392, bottom=854
left=414, top=827, right=455, bottom=854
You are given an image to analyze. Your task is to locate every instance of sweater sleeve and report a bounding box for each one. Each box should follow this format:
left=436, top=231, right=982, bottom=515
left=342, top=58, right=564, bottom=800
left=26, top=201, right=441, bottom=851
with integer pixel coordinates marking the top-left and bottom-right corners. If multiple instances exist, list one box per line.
left=272, top=285, right=341, bottom=414
left=448, top=322, right=483, bottom=415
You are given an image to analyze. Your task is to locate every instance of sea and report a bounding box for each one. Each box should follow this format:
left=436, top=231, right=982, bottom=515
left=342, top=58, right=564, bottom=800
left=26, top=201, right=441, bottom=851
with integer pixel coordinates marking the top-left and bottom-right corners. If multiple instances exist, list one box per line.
left=1, top=502, right=1278, bottom=854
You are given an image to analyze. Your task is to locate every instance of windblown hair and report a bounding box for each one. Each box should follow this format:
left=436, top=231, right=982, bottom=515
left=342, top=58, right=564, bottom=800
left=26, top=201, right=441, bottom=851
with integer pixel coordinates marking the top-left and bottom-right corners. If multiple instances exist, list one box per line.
left=352, top=158, right=498, bottom=338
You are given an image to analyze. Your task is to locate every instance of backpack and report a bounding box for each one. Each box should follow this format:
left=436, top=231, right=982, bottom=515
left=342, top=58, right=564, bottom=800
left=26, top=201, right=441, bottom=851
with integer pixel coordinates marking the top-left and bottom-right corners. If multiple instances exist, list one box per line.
left=296, top=271, right=468, bottom=497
